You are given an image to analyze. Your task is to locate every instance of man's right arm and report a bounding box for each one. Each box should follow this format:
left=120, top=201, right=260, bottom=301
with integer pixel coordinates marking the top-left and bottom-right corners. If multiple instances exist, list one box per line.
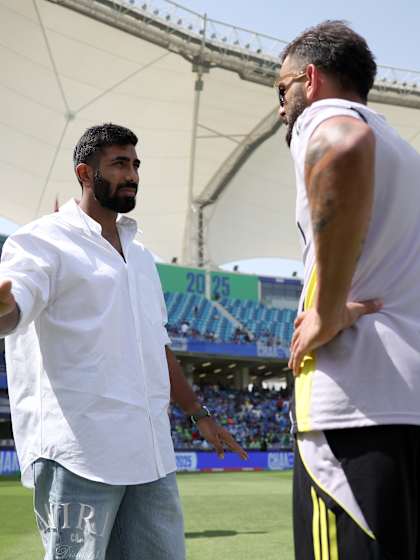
left=0, top=280, right=20, bottom=336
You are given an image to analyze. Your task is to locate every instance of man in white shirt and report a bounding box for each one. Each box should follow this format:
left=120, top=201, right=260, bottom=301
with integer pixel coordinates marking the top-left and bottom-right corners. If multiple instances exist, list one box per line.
left=0, top=123, right=246, bottom=560
left=276, top=21, right=420, bottom=560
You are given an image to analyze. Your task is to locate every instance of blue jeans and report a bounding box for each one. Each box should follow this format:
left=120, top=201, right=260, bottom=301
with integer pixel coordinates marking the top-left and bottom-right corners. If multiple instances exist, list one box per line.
left=33, top=459, right=185, bottom=560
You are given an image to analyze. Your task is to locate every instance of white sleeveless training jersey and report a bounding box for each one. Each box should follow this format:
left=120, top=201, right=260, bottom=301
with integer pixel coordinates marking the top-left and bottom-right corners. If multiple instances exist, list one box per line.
left=290, top=98, right=420, bottom=432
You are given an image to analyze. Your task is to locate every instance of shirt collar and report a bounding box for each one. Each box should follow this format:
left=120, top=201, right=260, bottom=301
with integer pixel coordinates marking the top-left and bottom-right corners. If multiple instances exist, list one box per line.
left=59, top=199, right=139, bottom=240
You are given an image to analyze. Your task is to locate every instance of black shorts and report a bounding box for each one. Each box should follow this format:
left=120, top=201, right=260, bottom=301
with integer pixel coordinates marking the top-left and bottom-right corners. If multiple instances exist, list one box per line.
left=293, top=425, right=420, bottom=560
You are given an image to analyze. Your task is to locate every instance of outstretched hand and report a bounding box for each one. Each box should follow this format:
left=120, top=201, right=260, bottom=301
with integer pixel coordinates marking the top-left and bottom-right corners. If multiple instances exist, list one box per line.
left=196, top=417, right=248, bottom=460
left=289, top=299, right=383, bottom=376
left=0, top=280, right=16, bottom=318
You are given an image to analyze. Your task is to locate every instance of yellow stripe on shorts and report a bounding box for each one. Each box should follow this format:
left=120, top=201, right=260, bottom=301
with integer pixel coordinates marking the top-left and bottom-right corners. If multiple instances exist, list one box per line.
left=319, top=497, right=329, bottom=559
left=311, top=486, right=321, bottom=560
left=328, top=509, right=339, bottom=560
left=311, top=487, right=340, bottom=560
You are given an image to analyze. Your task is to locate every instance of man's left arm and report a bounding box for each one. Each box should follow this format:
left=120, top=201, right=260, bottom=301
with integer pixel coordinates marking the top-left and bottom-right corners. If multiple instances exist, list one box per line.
left=165, top=346, right=248, bottom=459
left=289, top=116, right=382, bottom=375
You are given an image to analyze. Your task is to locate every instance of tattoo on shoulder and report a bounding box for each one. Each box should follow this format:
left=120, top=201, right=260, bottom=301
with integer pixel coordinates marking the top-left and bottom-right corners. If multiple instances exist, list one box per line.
left=305, top=136, right=330, bottom=168
left=305, top=122, right=354, bottom=169
left=305, top=122, right=355, bottom=237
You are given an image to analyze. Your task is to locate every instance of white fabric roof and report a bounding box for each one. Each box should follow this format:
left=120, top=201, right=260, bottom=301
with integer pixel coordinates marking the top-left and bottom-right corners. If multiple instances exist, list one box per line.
left=1, top=0, right=420, bottom=265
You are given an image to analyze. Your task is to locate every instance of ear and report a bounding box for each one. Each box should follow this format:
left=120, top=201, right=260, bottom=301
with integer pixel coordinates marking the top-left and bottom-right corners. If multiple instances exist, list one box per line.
left=75, top=163, right=94, bottom=189
left=305, top=64, right=320, bottom=102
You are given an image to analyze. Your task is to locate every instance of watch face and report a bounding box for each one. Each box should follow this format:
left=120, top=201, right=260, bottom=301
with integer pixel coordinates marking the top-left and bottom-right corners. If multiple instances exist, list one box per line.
left=191, top=406, right=211, bottom=423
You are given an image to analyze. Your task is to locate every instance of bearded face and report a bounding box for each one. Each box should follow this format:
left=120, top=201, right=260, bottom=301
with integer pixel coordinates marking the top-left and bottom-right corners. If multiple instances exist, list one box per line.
left=284, top=89, right=308, bottom=147
left=93, top=170, right=138, bottom=214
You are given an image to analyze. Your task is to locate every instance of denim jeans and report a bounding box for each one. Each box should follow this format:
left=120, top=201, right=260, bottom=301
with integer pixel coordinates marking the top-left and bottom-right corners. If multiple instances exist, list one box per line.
left=33, top=459, right=185, bottom=560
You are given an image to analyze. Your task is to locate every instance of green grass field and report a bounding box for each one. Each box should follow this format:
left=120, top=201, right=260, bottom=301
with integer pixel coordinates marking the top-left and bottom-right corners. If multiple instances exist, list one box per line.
left=0, top=471, right=294, bottom=560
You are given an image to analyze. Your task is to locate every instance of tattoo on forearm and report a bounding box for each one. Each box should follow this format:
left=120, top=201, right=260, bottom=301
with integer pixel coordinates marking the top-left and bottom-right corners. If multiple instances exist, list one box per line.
left=311, top=188, right=335, bottom=235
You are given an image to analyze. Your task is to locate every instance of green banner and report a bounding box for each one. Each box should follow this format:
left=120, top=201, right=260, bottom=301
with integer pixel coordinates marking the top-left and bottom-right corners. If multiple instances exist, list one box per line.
left=157, top=264, right=259, bottom=301
left=156, top=264, right=206, bottom=295
left=210, top=271, right=258, bottom=301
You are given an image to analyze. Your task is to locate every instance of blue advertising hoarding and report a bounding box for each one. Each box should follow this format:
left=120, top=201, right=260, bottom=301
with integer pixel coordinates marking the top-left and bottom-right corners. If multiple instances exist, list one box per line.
left=170, top=337, right=289, bottom=359
left=175, top=451, right=294, bottom=472
left=0, top=449, right=20, bottom=476
left=0, top=450, right=294, bottom=477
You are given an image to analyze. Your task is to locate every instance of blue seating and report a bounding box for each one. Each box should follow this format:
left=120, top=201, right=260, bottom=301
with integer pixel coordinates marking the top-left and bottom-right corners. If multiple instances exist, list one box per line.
left=164, top=292, right=297, bottom=345
left=219, top=297, right=297, bottom=346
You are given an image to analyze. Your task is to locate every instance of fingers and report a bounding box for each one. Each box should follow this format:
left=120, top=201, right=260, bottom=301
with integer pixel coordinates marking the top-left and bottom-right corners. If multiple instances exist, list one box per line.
left=198, top=419, right=248, bottom=460
left=290, top=329, right=299, bottom=351
left=0, top=279, right=12, bottom=298
left=290, top=312, right=306, bottom=372
left=289, top=327, right=303, bottom=374
left=294, top=312, right=305, bottom=328
left=198, top=419, right=226, bottom=458
left=347, top=298, right=383, bottom=323
left=288, top=351, right=294, bottom=371
left=0, top=279, right=16, bottom=317
left=288, top=348, right=299, bottom=375
left=212, top=436, right=225, bottom=459
left=358, top=298, right=383, bottom=314
left=218, top=427, right=248, bottom=460
left=290, top=348, right=304, bottom=377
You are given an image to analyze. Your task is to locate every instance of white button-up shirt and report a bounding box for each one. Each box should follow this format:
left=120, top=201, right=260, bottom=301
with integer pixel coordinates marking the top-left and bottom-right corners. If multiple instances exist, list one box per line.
left=0, top=199, right=176, bottom=487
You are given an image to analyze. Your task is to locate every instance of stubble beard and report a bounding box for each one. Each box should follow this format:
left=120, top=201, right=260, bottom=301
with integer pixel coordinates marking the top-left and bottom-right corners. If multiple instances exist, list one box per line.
left=285, top=94, right=308, bottom=147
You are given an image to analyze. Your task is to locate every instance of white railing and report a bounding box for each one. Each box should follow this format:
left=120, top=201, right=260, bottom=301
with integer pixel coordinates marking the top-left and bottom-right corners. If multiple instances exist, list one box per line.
left=376, top=65, right=420, bottom=89
left=111, top=0, right=420, bottom=88
left=119, top=0, right=286, bottom=58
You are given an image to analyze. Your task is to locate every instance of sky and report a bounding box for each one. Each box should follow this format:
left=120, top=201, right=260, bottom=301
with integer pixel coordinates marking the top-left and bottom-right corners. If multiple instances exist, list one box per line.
left=2, top=0, right=419, bottom=277
left=172, top=0, right=420, bottom=72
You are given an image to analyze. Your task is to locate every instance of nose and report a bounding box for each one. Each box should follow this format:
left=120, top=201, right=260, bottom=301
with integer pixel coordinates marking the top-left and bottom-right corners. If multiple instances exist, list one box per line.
left=278, top=105, right=286, bottom=120
left=127, top=165, right=139, bottom=184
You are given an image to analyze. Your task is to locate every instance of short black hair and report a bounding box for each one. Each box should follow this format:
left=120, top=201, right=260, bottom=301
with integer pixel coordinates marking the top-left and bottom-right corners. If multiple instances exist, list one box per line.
left=73, top=123, right=138, bottom=169
left=281, top=20, right=377, bottom=101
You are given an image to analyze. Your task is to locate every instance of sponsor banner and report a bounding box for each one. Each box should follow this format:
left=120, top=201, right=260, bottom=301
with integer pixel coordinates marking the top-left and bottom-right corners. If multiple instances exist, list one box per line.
left=185, top=340, right=258, bottom=357
left=267, top=452, right=295, bottom=471
left=178, top=339, right=289, bottom=359
left=256, top=342, right=289, bottom=359
left=0, top=449, right=20, bottom=475
left=175, top=452, right=198, bottom=472
left=175, top=451, right=294, bottom=472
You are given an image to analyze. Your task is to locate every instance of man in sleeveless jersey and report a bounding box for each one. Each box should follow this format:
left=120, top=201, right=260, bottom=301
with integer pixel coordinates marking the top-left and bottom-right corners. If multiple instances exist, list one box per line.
left=276, top=21, right=420, bottom=559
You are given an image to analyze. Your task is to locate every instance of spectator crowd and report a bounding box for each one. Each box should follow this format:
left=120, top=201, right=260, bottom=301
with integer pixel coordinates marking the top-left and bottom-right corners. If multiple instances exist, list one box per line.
left=170, top=385, right=291, bottom=451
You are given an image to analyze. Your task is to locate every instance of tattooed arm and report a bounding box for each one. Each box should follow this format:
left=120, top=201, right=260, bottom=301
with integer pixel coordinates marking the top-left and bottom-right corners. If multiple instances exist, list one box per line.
left=306, top=116, right=375, bottom=319
left=289, top=116, right=382, bottom=375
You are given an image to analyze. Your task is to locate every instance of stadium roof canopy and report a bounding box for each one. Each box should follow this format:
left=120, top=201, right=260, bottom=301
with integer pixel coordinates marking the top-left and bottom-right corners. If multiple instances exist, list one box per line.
left=2, top=0, right=420, bottom=267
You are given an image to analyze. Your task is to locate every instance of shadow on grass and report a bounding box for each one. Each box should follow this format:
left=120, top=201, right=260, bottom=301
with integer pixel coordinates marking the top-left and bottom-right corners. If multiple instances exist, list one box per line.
left=186, top=530, right=267, bottom=539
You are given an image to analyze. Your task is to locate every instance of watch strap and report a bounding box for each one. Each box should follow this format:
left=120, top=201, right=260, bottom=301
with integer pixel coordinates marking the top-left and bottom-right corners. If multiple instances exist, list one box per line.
left=190, top=405, right=212, bottom=424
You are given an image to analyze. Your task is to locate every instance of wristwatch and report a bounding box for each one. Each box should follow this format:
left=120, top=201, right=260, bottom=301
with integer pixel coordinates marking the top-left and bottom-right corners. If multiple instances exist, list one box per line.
left=190, top=405, right=212, bottom=424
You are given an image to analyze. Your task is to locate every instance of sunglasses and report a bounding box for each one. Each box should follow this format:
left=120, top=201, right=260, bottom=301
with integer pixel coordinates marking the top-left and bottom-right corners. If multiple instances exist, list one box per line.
left=275, top=71, right=307, bottom=107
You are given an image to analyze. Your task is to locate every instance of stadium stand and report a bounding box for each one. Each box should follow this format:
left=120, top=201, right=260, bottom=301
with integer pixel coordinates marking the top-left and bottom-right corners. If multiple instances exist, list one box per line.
left=165, top=292, right=296, bottom=346
left=165, top=292, right=236, bottom=342
left=220, top=297, right=295, bottom=346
